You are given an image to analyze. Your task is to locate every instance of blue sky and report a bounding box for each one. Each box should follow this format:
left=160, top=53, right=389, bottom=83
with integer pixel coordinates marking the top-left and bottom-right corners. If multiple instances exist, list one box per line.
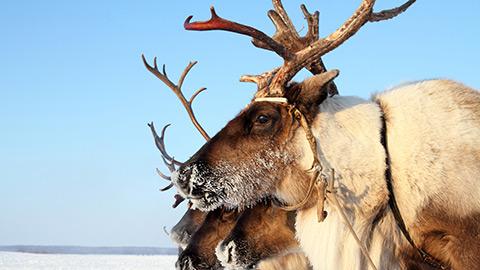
left=0, top=0, right=479, bottom=248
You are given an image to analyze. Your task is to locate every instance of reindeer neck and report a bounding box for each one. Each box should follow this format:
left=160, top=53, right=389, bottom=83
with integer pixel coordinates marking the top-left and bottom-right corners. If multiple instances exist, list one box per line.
left=294, top=96, right=438, bottom=269
left=293, top=96, right=401, bottom=269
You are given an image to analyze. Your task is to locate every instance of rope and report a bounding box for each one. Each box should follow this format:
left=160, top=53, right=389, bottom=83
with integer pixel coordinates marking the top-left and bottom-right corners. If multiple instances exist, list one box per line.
left=256, top=99, right=379, bottom=269
left=278, top=106, right=323, bottom=212
left=282, top=105, right=379, bottom=270
left=326, top=169, right=378, bottom=270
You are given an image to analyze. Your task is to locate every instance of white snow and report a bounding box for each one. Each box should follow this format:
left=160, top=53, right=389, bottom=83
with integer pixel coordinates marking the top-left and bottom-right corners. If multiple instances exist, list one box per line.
left=0, top=252, right=176, bottom=270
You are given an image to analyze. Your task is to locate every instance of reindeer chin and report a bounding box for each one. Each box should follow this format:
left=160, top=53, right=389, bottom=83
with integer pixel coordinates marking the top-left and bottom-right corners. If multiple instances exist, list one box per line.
left=176, top=256, right=197, bottom=270
left=170, top=230, right=190, bottom=250
left=216, top=240, right=258, bottom=270
left=177, top=254, right=223, bottom=270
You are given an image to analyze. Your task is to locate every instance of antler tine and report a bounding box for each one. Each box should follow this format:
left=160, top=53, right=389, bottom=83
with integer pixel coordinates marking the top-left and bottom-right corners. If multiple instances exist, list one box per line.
left=185, top=6, right=291, bottom=60
left=147, top=122, right=183, bottom=167
left=189, top=87, right=207, bottom=105
left=161, top=155, right=177, bottom=173
left=300, top=5, right=338, bottom=96
left=156, top=168, right=171, bottom=181
left=299, top=3, right=338, bottom=96
left=369, top=0, right=416, bottom=22
left=160, top=183, right=174, bottom=192
left=272, top=0, right=299, bottom=39
left=158, top=124, right=184, bottom=167
left=268, top=0, right=416, bottom=96
left=239, top=68, right=280, bottom=91
left=178, top=61, right=197, bottom=92
left=300, top=4, right=319, bottom=42
left=148, top=123, right=181, bottom=192
left=142, top=55, right=210, bottom=141
left=251, top=2, right=312, bottom=55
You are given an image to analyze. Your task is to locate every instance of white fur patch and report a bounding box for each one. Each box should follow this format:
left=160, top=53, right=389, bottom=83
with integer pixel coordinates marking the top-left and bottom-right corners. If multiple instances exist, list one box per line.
left=174, top=149, right=292, bottom=211
left=216, top=240, right=241, bottom=270
left=293, top=95, right=397, bottom=269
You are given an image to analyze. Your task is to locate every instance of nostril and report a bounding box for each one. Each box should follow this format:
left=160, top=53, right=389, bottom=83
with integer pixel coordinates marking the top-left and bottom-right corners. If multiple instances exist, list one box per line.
left=174, top=167, right=192, bottom=195
left=175, top=259, right=182, bottom=270
left=190, top=186, right=203, bottom=197
left=178, top=256, right=193, bottom=270
left=227, top=245, right=234, bottom=263
left=183, top=257, right=191, bottom=270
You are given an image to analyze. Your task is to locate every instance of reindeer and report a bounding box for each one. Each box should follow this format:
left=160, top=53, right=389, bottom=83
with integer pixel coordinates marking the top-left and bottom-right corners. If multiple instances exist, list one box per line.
left=144, top=53, right=312, bottom=269
left=149, top=1, right=480, bottom=269
left=216, top=200, right=309, bottom=270
left=176, top=200, right=311, bottom=270
left=170, top=207, right=207, bottom=250
left=148, top=125, right=310, bottom=270
left=176, top=207, right=241, bottom=270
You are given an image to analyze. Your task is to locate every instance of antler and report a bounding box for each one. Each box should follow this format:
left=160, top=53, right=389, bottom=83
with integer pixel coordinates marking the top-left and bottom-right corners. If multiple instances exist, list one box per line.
left=143, top=55, right=214, bottom=206
left=148, top=123, right=182, bottom=190
left=148, top=122, right=188, bottom=208
left=255, top=1, right=338, bottom=95
left=268, top=0, right=416, bottom=97
left=185, top=7, right=291, bottom=60
left=185, top=3, right=337, bottom=94
left=184, top=0, right=415, bottom=97
left=142, top=55, right=210, bottom=141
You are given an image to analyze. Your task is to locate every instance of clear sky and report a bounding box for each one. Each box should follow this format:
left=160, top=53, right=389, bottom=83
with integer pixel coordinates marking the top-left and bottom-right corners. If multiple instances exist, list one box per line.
left=1, top=0, right=479, bottom=248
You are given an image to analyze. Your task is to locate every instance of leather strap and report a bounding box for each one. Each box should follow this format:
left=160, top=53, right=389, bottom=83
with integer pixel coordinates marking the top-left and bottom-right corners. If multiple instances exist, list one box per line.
left=379, top=112, right=449, bottom=270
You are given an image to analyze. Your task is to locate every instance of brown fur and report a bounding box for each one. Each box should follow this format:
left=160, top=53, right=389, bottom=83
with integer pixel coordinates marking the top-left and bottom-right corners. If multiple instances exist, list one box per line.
left=170, top=208, right=207, bottom=249
left=217, top=201, right=304, bottom=268
left=174, top=79, right=480, bottom=269
left=173, top=101, right=302, bottom=211
left=409, top=200, right=480, bottom=270
left=176, top=208, right=241, bottom=270
left=195, top=102, right=296, bottom=166
left=258, top=252, right=311, bottom=270
left=173, top=82, right=331, bottom=211
left=176, top=201, right=310, bottom=270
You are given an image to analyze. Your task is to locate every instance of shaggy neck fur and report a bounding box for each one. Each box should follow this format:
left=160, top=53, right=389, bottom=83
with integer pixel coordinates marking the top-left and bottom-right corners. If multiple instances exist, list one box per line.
left=257, top=251, right=311, bottom=270
left=292, top=95, right=408, bottom=270
left=292, top=80, right=480, bottom=269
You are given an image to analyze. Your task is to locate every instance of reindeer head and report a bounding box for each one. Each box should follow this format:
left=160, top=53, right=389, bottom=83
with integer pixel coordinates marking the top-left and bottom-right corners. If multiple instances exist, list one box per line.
left=216, top=201, right=299, bottom=269
left=175, top=201, right=306, bottom=270
left=164, top=0, right=415, bottom=211
left=176, top=208, right=241, bottom=270
left=172, top=72, right=340, bottom=211
left=170, top=208, right=207, bottom=249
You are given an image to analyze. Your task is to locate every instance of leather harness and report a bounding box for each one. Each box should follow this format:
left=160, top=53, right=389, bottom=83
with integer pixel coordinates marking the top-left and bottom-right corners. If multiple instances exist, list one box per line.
left=379, top=111, right=449, bottom=270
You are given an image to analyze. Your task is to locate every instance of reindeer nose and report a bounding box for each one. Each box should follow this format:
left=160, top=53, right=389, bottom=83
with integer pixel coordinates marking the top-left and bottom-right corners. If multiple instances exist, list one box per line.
left=170, top=230, right=189, bottom=250
left=216, top=240, right=237, bottom=267
left=173, top=166, right=193, bottom=195
left=226, top=243, right=235, bottom=263
left=176, top=255, right=194, bottom=270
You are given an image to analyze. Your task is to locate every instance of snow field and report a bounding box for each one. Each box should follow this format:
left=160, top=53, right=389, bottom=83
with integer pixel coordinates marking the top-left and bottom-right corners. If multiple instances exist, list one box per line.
left=0, top=252, right=176, bottom=270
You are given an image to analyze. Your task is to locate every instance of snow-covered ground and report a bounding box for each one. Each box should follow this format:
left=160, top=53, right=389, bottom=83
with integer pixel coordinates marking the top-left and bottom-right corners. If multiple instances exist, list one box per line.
left=0, top=252, right=176, bottom=270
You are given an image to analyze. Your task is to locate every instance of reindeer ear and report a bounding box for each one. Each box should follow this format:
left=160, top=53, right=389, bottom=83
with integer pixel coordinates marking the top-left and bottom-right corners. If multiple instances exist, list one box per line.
left=287, top=69, right=339, bottom=110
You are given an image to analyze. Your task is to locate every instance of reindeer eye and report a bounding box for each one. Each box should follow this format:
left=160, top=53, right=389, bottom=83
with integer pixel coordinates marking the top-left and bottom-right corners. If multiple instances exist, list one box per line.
left=256, top=114, right=270, bottom=124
